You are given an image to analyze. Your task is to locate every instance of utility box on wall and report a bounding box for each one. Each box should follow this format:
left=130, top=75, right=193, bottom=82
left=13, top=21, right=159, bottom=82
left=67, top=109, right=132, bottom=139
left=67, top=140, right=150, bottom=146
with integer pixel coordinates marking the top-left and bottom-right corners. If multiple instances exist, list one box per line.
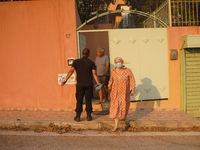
left=170, top=49, right=178, bottom=60
left=182, top=35, right=200, bottom=48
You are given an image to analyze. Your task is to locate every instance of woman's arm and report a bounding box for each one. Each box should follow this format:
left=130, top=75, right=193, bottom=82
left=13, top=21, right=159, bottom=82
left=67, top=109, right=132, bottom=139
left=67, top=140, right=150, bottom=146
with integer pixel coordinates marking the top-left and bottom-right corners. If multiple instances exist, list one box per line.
left=108, top=70, right=113, bottom=91
left=128, top=69, right=136, bottom=96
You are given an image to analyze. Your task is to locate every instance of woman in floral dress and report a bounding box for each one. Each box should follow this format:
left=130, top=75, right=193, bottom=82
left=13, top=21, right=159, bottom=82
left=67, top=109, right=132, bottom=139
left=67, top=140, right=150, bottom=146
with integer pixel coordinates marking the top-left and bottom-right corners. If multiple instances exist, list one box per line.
left=108, top=57, right=135, bottom=132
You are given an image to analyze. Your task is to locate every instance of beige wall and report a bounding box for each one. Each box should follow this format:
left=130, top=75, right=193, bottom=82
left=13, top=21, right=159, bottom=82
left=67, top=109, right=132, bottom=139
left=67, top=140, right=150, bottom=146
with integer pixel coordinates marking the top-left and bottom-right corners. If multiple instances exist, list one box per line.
left=0, top=0, right=78, bottom=110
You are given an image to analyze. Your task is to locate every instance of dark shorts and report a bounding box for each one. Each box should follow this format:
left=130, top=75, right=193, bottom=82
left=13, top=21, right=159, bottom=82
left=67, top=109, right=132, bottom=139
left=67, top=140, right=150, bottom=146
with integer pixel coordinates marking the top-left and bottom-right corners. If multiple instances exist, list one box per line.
left=98, top=75, right=110, bottom=86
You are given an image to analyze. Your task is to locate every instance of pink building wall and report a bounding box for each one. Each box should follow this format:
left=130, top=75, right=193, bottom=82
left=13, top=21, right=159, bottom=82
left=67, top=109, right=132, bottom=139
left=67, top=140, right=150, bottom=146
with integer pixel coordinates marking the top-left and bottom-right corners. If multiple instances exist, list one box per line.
left=0, top=0, right=79, bottom=110
left=167, top=26, right=200, bottom=108
left=0, top=0, right=199, bottom=111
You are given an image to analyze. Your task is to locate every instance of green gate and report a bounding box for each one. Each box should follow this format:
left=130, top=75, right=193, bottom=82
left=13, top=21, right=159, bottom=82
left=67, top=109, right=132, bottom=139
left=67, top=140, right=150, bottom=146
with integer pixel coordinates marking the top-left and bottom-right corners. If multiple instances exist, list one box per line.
left=181, top=48, right=200, bottom=117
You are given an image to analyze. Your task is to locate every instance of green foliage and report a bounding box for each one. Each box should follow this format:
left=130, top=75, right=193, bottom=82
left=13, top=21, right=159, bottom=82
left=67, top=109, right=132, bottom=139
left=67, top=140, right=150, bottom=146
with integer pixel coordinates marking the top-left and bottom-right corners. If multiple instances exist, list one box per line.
left=76, top=0, right=116, bottom=23
left=76, top=0, right=166, bottom=27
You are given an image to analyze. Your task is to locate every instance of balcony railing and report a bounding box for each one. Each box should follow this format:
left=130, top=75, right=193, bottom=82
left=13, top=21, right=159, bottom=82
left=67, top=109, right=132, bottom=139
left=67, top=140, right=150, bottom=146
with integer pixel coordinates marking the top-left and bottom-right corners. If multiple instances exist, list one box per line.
left=144, top=0, right=200, bottom=28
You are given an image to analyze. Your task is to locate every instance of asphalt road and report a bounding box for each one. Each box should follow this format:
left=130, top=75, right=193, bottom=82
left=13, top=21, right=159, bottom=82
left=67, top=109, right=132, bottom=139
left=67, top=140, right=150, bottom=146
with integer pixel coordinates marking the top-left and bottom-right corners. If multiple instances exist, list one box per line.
left=0, top=131, right=200, bottom=150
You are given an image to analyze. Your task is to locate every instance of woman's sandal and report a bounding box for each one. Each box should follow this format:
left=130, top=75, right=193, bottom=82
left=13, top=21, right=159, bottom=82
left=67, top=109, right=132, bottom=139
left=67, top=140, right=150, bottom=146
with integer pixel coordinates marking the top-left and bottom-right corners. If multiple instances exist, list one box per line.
left=104, top=99, right=109, bottom=102
left=95, top=101, right=102, bottom=104
left=112, top=127, right=119, bottom=132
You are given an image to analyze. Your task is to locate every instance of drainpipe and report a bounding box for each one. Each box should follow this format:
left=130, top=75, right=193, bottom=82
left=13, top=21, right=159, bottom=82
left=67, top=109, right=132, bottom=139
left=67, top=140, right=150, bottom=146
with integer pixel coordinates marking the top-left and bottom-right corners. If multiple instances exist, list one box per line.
left=168, top=0, right=172, bottom=27
left=153, top=12, right=156, bottom=28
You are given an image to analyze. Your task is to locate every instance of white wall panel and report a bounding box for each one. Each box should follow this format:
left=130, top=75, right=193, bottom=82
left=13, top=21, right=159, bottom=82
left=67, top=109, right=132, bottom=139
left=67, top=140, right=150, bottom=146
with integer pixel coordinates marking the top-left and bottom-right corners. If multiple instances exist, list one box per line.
left=109, top=28, right=168, bottom=101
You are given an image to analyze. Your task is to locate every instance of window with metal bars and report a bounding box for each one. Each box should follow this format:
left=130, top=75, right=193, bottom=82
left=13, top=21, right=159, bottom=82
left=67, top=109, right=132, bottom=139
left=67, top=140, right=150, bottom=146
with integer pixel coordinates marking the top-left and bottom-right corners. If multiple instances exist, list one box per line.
left=144, top=0, right=200, bottom=27
left=171, top=0, right=200, bottom=26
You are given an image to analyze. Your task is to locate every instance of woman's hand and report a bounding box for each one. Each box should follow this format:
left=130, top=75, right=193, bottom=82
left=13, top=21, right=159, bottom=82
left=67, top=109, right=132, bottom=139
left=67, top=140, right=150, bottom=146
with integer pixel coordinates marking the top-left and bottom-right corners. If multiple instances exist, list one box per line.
left=130, top=91, right=134, bottom=96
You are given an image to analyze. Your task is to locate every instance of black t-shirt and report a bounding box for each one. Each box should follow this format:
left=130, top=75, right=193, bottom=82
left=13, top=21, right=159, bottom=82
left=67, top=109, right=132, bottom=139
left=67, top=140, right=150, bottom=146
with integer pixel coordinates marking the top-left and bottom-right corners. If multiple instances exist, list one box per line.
left=72, top=57, right=96, bottom=86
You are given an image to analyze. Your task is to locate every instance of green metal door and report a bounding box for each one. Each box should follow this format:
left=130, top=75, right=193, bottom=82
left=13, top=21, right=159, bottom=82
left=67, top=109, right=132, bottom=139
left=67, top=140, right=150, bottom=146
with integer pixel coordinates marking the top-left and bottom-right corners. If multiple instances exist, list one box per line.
left=185, top=48, right=200, bottom=117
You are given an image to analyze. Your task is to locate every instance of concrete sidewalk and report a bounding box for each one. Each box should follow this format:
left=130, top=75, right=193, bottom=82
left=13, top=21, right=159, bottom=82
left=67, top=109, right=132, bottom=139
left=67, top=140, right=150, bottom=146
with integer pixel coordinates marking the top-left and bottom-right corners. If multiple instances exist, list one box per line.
left=0, top=102, right=200, bottom=130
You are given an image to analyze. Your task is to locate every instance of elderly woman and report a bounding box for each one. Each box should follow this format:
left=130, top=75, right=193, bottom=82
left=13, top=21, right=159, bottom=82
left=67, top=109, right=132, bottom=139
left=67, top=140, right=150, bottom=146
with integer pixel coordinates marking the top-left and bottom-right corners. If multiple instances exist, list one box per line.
left=108, top=57, right=135, bottom=132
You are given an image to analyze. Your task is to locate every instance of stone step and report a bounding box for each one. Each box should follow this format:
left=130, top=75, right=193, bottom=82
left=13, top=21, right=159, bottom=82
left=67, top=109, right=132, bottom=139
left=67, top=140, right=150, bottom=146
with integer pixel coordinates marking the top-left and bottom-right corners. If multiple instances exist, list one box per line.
left=83, top=99, right=110, bottom=111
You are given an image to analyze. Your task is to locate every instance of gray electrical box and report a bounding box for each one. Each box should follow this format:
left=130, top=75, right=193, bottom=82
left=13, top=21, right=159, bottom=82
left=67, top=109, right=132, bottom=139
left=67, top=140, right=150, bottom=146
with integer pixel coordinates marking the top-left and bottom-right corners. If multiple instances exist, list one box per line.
left=170, top=49, right=178, bottom=60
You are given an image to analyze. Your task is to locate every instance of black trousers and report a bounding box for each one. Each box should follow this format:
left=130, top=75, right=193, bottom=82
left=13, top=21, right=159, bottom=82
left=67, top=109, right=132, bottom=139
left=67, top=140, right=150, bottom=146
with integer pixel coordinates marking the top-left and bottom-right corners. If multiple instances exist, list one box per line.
left=75, top=85, right=93, bottom=115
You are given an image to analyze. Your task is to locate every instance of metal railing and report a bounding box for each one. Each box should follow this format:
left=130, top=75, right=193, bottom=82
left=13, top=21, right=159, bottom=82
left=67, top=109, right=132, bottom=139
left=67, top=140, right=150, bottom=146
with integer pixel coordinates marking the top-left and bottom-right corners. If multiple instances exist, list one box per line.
left=143, top=1, right=169, bottom=28
left=77, top=9, right=168, bottom=30
left=144, top=0, right=200, bottom=28
left=171, top=0, right=199, bottom=26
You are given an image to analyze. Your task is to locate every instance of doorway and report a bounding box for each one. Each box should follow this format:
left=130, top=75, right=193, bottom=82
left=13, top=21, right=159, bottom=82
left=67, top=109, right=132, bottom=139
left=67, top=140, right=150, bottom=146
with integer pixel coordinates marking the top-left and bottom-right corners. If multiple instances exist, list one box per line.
left=77, top=28, right=169, bottom=102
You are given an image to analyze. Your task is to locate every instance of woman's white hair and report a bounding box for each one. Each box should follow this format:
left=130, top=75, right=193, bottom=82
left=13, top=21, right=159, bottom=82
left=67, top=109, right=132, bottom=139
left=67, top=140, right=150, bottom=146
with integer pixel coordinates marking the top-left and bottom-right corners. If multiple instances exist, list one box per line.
left=114, top=57, right=124, bottom=64
left=96, top=47, right=105, bottom=53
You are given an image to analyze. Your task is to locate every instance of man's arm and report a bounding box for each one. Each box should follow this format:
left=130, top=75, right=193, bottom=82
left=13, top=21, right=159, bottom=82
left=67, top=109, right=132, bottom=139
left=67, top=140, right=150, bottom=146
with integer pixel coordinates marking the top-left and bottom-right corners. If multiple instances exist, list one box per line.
left=92, top=70, right=100, bottom=84
left=61, top=66, right=75, bottom=86
left=104, top=63, right=110, bottom=75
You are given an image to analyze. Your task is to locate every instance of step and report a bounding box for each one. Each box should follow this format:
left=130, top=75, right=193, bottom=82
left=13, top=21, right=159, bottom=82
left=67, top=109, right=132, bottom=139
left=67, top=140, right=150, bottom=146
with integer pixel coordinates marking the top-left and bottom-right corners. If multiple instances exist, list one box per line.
left=83, top=100, right=110, bottom=111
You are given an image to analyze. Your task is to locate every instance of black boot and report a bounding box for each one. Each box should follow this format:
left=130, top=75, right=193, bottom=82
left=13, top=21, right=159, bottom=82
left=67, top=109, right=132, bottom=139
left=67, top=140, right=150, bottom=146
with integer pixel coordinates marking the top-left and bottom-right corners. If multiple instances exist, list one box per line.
left=87, top=113, right=92, bottom=121
left=74, top=113, right=80, bottom=122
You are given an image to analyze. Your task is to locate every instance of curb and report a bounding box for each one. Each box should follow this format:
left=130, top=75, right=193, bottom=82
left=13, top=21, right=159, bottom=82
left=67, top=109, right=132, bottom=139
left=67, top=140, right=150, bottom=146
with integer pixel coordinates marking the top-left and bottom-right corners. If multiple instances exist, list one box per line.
left=130, top=120, right=200, bottom=128
left=0, top=120, right=200, bottom=130
left=0, top=120, right=115, bottom=130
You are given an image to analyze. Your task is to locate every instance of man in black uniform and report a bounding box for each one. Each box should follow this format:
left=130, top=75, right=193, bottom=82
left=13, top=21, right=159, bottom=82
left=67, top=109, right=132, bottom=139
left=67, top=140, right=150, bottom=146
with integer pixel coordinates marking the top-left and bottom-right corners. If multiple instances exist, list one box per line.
left=61, top=48, right=100, bottom=122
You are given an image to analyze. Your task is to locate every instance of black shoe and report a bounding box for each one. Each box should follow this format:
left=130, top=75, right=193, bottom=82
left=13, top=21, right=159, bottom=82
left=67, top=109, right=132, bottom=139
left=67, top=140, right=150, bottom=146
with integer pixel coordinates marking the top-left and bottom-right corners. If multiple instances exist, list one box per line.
left=87, top=115, right=92, bottom=121
left=74, top=115, right=80, bottom=122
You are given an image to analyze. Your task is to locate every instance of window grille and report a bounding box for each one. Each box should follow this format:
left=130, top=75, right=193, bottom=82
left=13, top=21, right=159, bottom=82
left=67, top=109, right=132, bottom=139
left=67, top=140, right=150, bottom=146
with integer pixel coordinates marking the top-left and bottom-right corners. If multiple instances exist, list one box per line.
left=144, top=0, right=200, bottom=28
left=171, top=0, right=199, bottom=26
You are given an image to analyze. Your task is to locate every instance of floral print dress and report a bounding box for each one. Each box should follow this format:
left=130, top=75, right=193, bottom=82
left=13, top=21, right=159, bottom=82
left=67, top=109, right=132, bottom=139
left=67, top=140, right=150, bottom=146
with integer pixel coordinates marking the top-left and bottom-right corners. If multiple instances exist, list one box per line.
left=108, top=66, right=135, bottom=119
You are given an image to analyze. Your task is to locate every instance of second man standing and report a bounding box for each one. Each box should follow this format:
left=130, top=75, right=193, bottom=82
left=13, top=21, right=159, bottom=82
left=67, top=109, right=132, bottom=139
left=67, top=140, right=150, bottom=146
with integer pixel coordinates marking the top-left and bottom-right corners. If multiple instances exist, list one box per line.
left=95, top=47, right=110, bottom=104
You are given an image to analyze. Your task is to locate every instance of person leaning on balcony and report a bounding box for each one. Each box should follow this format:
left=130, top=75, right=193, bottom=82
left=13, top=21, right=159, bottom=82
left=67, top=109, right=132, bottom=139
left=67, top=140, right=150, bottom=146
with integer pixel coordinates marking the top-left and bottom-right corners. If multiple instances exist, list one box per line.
left=95, top=47, right=110, bottom=104
left=108, top=57, right=135, bottom=132
left=61, top=48, right=100, bottom=122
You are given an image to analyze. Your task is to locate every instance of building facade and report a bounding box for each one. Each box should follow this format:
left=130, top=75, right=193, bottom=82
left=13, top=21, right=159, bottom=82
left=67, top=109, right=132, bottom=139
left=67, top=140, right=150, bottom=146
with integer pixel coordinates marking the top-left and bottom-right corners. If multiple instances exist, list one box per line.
left=0, top=0, right=200, bottom=117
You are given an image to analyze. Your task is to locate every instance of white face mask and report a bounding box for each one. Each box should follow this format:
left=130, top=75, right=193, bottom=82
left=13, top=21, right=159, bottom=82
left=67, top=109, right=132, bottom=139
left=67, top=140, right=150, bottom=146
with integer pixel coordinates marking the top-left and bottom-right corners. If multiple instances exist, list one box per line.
left=116, top=62, right=122, bottom=68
